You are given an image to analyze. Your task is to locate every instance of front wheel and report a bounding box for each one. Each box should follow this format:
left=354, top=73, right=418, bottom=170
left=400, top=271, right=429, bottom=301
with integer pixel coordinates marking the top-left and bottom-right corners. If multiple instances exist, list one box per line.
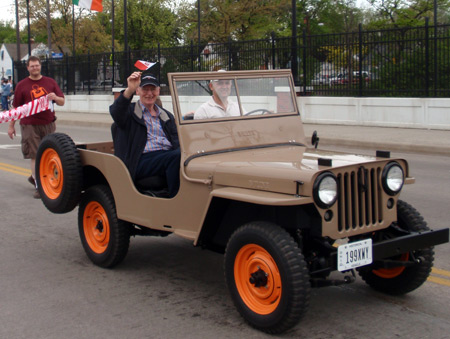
left=224, top=221, right=310, bottom=334
left=78, top=185, right=130, bottom=268
left=36, top=133, right=82, bottom=213
left=358, top=200, right=434, bottom=295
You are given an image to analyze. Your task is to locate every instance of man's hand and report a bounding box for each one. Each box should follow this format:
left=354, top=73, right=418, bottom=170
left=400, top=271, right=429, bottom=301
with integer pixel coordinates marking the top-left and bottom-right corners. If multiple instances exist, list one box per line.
left=124, top=72, right=142, bottom=99
left=7, top=123, right=15, bottom=140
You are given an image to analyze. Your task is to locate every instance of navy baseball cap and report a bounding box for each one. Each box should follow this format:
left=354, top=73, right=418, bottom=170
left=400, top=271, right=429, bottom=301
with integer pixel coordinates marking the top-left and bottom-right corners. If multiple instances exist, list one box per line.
left=140, top=74, right=159, bottom=87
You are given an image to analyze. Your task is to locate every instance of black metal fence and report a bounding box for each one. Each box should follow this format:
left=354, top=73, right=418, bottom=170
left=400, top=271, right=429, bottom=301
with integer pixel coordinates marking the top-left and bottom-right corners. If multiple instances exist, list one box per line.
left=14, top=21, right=450, bottom=97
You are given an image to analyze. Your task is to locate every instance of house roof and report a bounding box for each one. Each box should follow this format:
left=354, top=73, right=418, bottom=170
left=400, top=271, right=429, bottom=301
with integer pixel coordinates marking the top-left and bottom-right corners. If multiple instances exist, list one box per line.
left=3, top=43, right=72, bottom=60
left=3, top=43, right=39, bottom=61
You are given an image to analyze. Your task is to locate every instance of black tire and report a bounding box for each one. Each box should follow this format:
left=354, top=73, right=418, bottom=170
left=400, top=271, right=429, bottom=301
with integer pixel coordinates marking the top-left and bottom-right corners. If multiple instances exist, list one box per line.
left=36, top=133, right=82, bottom=213
left=224, top=221, right=310, bottom=334
left=358, top=200, right=434, bottom=295
left=78, top=185, right=130, bottom=268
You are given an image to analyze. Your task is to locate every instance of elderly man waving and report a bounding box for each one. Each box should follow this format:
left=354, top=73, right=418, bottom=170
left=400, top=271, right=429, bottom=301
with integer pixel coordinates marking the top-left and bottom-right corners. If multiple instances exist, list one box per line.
left=109, top=71, right=180, bottom=198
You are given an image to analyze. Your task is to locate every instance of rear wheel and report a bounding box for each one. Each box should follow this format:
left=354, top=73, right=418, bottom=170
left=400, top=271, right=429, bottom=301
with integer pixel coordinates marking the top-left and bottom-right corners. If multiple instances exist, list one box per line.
left=36, top=133, right=82, bottom=213
left=78, top=185, right=130, bottom=268
left=224, top=221, right=310, bottom=334
left=358, top=200, right=434, bottom=295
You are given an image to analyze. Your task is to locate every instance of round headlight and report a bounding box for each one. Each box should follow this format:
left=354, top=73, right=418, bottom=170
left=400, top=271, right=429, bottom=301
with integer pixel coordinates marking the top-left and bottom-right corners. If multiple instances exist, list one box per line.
left=382, top=162, right=404, bottom=195
left=313, top=172, right=338, bottom=208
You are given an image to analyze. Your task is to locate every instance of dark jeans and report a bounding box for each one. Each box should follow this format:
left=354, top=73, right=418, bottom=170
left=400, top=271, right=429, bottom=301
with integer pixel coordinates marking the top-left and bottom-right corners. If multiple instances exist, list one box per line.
left=1, top=96, right=8, bottom=110
left=136, top=149, right=181, bottom=198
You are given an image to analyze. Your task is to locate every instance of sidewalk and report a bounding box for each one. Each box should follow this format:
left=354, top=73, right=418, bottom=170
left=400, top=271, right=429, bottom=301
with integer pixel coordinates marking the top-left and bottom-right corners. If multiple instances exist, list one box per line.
left=56, top=112, right=450, bottom=156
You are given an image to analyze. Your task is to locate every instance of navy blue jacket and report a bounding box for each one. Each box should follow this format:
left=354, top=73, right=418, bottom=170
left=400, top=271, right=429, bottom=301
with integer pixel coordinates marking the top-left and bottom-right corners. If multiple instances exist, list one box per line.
left=109, top=92, right=179, bottom=180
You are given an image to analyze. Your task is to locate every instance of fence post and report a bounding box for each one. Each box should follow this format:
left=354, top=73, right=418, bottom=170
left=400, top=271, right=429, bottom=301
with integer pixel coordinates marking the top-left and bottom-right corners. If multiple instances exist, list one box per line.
left=358, top=23, right=363, bottom=97
left=271, top=31, right=276, bottom=69
left=157, top=43, right=161, bottom=82
left=190, top=40, right=194, bottom=72
left=111, top=47, right=115, bottom=88
left=45, top=55, right=49, bottom=77
left=302, top=29, right=307, bottom=94
left=228, top=37, right=232, bottom=70
left=128, top=48, right=132, bottom=77
left=291, top=30, right=299, bottom=86
left=425, top=18, right=429, bottom=97
left=434, top=18, right=438, bottom=97
left=198, top=41, right=202, bottom=72
left=88, top=50, right=91, bottom=95
left=103, top=54, right=107, bottom=89
left=72, top=54, right=76, bottom=95
left=65, top=53, right=70, bottom=94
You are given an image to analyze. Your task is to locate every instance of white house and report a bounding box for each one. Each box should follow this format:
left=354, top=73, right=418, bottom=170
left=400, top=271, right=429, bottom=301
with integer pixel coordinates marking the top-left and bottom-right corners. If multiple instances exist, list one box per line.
left=0, top=43, right=39, bottom=80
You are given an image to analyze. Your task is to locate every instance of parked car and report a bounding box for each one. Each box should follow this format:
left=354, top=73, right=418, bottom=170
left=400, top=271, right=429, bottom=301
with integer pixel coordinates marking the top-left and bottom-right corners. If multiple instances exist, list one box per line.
left=310, top=74, right=330, bottom=86
left=331, top=72, right=370, bottom=85
left=36, top=69, right=449, bottom=334
left=353, top=71, right=371, bottom=83
left=330, top=73, right=347, bottom=85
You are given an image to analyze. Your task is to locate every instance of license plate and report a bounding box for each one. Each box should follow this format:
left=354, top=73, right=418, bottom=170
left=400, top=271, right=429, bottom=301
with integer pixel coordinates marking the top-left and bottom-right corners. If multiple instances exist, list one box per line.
left=337, top=239, right=373, bottom=271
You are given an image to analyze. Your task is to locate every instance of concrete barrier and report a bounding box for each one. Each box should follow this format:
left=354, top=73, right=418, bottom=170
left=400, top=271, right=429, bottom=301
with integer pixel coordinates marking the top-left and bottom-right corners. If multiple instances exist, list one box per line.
left=57, top=94, right=450, bottom=130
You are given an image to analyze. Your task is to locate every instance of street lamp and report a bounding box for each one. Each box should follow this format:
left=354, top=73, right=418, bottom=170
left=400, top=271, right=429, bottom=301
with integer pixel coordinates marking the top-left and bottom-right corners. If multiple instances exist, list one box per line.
left=291, top=0, right=299, bottom=85
left=26, top=0, right=31, bottom=57
left=198, top=0, right=201, bottom=46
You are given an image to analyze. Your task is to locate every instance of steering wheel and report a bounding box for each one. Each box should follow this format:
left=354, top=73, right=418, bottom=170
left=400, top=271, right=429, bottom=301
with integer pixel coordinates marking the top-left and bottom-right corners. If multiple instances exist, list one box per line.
left=244, top=109, right=273, bottom=116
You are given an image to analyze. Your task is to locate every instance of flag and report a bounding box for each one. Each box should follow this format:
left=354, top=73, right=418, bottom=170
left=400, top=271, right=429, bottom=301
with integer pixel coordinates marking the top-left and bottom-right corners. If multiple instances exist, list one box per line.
left=73, top=0, right=103, bottom=12
left=0, top=95, right=53, bottom=124
left=134, top=60, right=157, bottom=71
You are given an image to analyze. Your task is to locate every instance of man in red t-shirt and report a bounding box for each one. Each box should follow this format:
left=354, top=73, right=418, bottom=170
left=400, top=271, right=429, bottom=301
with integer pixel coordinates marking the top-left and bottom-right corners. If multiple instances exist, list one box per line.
left=8, top=56, right=65, bottom=199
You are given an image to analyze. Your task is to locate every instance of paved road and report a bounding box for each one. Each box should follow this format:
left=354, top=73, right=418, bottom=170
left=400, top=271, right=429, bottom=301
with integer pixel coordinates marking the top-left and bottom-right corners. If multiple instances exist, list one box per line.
left=0, top=124, right=449, bottom=339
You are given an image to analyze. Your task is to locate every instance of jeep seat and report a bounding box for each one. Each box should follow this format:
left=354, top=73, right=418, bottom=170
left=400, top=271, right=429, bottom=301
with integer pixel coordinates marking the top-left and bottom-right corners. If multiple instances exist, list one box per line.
left=111, top=122, right=169, bottom=197
left=135, top=176, right=169, bottom=197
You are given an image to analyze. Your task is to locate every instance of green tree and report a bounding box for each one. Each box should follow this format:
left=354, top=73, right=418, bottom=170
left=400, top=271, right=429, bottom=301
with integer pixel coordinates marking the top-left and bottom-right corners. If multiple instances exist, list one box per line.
left=0, top=21, right=16, bottom=43
left=178, top=0, right=291, bottom=43
left=15, top=0, right=115, bottom=54
left=366, top=0, right=450, bottom=28
left=113, top=0, right=181, bottom=50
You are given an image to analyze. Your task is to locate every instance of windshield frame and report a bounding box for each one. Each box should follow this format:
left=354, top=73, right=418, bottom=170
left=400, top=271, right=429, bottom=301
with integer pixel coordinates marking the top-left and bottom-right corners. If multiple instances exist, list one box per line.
left=168, top=70, right=300, bottom=125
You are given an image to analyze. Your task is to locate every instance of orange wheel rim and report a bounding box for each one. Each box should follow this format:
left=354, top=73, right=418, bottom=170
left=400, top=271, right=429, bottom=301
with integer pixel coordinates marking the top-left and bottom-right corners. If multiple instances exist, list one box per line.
left=83, top=201, right=110, bottom=254
left=39, top=148, right=64, bottom=199
left=372, top=253, right=409, bottom=278
left=234, top=244, right=282, bottom=315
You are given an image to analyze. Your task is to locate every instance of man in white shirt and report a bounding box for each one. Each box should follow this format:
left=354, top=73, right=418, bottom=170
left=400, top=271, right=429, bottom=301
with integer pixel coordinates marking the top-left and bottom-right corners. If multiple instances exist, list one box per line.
left=194, top=78, right=242, bottom=119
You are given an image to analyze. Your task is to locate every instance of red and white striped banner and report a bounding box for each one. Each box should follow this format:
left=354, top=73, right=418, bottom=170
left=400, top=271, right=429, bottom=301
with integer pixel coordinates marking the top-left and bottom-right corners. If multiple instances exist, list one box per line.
left=0, top=95, right=53, bottom=124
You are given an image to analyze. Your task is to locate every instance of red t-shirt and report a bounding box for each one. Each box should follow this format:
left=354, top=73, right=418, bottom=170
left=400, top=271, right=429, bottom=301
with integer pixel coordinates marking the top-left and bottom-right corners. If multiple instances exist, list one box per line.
left=13, top=76, right=64, bottom=125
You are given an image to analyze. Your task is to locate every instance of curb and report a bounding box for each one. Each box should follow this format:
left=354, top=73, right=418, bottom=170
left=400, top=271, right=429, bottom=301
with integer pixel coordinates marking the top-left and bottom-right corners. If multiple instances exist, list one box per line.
left=318, top=137, right=450, bottom=156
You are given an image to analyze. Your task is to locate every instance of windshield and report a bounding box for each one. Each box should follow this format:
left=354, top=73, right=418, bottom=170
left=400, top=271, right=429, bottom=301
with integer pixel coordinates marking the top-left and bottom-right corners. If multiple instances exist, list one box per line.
left=174, top=75, right=297, bottom=122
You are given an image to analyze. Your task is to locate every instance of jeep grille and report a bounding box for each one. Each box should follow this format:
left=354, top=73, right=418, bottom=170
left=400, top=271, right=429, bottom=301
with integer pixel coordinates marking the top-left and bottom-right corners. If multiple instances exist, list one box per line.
left=336, top=166, right=383, bottom=232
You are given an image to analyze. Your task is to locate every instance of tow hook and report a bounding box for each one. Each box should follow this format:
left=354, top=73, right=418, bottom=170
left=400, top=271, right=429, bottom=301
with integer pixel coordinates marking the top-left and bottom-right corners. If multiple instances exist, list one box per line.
left=311, top=270, right=356, bottom=288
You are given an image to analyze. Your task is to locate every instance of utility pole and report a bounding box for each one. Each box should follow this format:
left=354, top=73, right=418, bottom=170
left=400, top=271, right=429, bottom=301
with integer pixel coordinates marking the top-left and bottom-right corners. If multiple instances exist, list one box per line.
left=197, top=0, right=201, bottom=71
left=124, top=0, right=129, bottom=75
left=46, top=0, right=52, bottom=56
left=26, top=0, right=31, bottom=57
left=15, top=0, right=20, bottom=62
left=433, top=0, right=438, bottom=96
left=291, top=0, right=299, bottom=85
left=72, top=4, right=75, bottom=56
left=112, top=0, right=115, bottom=85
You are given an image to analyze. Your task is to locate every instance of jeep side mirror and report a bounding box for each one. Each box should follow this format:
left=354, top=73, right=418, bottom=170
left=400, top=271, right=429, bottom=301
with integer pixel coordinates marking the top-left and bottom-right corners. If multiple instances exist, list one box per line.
left=311, top=130, right=320, bottom=149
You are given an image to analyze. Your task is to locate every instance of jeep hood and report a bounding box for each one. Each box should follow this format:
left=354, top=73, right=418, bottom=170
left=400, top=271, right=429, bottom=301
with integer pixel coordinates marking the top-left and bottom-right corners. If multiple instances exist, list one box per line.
left=185, top=145, right=388, bottom=195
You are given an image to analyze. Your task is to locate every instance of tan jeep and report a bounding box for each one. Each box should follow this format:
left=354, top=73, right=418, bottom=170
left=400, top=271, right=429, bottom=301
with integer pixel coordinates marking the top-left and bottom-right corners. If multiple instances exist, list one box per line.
left=36, top=70, right=449, bottom=334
